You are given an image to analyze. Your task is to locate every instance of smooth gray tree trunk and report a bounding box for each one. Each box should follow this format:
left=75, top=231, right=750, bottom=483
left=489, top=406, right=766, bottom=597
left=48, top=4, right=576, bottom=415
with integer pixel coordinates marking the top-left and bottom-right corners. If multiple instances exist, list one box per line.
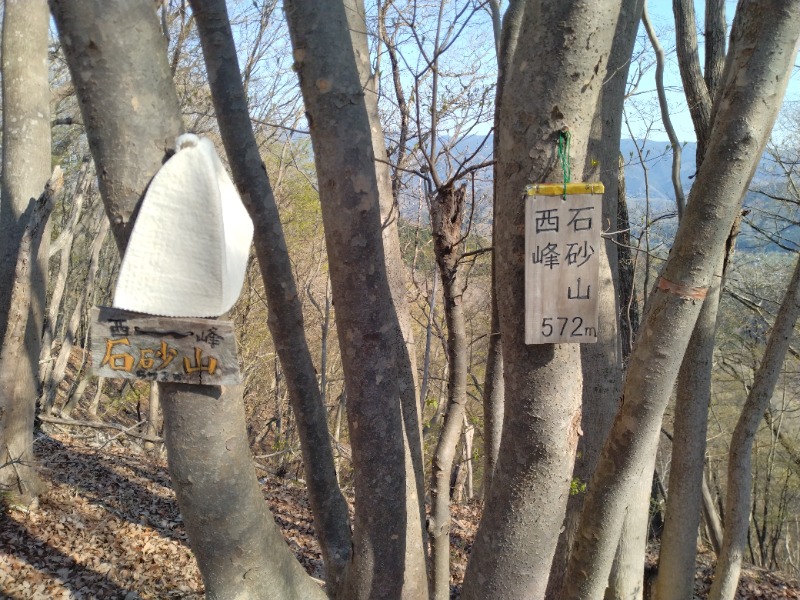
left=0, top=172, right=60, bottom=503
left=561, top=1, right=800, bottom=596
left=428, top=183, right=470, bottom=600
left=480, top=0, right=521, bottom=501
left=39, top=160, right=92, bottom=389
left=50, top=2, right=327, bottom=598
left=284, top=1, right=428, bottom=597
left=546, top=1, right=643, bottom=596
left=187, top=1, right=352, bottom=591
left=461, top=2, right=625, bottom=598
left=41, top=211, right=109, bottom=415
left=657, top=253, right=724, bottom=600
left=710, top=257, right=800, bottom=599
left=0, top=0, right=52, bottom=504
left=672, top=0, right=712, bottom=163
left=347, top=0, right=428, bottom=558
left=656, top=1, right=729, bottom=595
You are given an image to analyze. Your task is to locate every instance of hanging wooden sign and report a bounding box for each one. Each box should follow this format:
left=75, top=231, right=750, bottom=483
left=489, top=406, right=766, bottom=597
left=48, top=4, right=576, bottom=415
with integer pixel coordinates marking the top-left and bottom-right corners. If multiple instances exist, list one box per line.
left=90, top=306, right=241, bottom=385
left=525, top=182, right=604, bottom=345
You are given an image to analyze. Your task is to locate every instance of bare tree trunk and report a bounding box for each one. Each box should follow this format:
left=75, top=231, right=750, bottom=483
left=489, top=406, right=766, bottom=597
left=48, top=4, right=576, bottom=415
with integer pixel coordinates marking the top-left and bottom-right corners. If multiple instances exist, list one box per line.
left=656, top=253, right=724, bottom=600
left=704, top=0, right=727, bottom=102
left=51, top=2, right=327, bottom=598
left=332, top=390, right=347, bottom=482
left=284, top=1, right=428, bottom=597
left=710, top=255, right=800, bottom=600
left=429, top=183, right=470, bottom=600
left=545, top=2, right=642, bottom=596
left=672, top=0, right=712, bottom=163
left=656, top=0, right=729, bottom=594
left=40, top=159, right=92, bottom=386
left=561, top=2, right=800, bottom=595
left=461, top=414, right=475, bottom=501
left=0, top=0, right=52, bottom=505
left=604, top=474, right=653, bottom=600
left=41, top=212, right=109, bottom=415
left=0, top=171, right=61, bottom=502
left=702, top=466, right=725, bottom=555
left=480, top=0, right=524, bottom=501
left=349, top=0, right=428, bottom=555
left=161, top=384, right=325, bottom=599
left=187, top=1, right=352, bottom=589
left=421, top=268, right=438, bottom=409
left=87, top=377, right=104, bottom=419
left=144, top=383, right=161, bottom=454
left=60, top=375, right=90, bottom=420
left=617, top=157, right=639, bottom=358
left=461, top=3, right=625, bottom=598
left=481, top=267, right=504, bottom=498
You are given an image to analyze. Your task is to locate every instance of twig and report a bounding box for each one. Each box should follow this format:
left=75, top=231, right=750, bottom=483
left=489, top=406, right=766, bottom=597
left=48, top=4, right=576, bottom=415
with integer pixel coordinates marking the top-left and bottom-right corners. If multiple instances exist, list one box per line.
left=37, top=415, right=163, bottom=443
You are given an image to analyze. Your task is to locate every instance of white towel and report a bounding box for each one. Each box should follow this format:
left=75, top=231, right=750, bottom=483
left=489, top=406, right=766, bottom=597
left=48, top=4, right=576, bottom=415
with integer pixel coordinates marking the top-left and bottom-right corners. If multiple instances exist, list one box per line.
left=113, top=134, right=254, bottom=317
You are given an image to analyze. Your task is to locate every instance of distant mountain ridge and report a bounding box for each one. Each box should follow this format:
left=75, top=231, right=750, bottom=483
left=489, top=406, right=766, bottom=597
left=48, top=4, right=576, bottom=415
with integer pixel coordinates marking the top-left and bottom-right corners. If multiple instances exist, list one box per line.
left=620, top=139, right=698, bottom=202
left=413, top=134, right=797, bottom=252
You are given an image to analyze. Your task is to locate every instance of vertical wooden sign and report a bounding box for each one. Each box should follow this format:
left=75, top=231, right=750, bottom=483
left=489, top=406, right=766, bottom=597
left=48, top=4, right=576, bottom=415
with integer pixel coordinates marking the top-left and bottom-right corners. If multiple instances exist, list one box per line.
left=525, top=183, right=604, bottom=344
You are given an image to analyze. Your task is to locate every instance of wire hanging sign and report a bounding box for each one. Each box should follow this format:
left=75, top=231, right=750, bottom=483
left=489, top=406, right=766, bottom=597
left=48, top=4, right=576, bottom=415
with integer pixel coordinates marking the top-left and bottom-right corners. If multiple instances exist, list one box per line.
left=524, top=129, right=604, bottom=344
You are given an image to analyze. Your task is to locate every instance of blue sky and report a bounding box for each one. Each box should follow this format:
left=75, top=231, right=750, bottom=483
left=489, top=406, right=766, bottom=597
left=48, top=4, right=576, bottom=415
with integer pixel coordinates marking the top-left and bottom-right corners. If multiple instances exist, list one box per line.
left=631, top=0, right=800, bottom=142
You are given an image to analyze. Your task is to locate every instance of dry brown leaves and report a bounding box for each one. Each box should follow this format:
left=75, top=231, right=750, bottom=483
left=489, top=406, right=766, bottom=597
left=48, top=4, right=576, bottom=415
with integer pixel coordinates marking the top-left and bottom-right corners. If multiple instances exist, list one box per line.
left=2, top=431, right=800, bottom=599
left=0, top=432, right=326, bottom=599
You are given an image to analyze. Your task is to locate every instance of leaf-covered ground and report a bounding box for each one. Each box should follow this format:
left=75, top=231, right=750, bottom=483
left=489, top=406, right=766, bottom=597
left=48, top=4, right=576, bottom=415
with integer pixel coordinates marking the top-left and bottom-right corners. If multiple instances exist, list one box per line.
left=1, top=431, right=799, bottom=599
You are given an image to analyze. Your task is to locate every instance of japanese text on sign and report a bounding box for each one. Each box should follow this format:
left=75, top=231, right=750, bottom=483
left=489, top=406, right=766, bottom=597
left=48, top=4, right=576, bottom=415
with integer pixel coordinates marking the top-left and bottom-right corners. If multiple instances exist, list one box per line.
left=90, top=307, right=241, bottom=385
left=525, top=186, right=603, bottom=344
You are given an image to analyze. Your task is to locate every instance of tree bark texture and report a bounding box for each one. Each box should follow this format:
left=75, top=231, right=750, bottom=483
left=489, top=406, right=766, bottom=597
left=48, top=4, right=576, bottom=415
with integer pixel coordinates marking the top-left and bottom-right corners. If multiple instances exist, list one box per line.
left=41, top=212, right=109, bottom=415
left=617, top=156, right=639, bottom=359
left=673, top=0, right=713, bottom=162
left=546, top=1, right=643, bottom=596
left=345, top=0, right=428, bottom=555
left=0, top=171, right=61, bottom=502
left=480, top=0, right=524, bottom=503
left=656, top=252, right=725, bottom=600
left=0, top=0, right=52, bottom=503
left=187, top=1, right=352, bottom=591
left=702, top=467, right=725, bottom=555
left=656, top=1, right=728, bottom=594
left=704, top=0, right=727, bottom=102
left=461, top=2, right=625, bottom=598
left=51, top=2, right=327, bottom=598
left=284, top=1, right=428, bottom=597
left=562, top=1, right=800, bottom=596
left=710, top=257, right=800, bottom=600
left=428, top=183, right=469, bottom=600
left=161, top=384, right=327, bottom=600
left=481, top=274, right=504, bottom=498
left=603, top=475, right=653, bottom=600
left=40, top=159, right=92, bottom=387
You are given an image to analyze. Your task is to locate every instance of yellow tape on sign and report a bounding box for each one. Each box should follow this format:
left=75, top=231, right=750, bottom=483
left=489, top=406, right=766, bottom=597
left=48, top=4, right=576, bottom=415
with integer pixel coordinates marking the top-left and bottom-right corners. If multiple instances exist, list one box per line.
left=526, top=182, right=605, bottom=196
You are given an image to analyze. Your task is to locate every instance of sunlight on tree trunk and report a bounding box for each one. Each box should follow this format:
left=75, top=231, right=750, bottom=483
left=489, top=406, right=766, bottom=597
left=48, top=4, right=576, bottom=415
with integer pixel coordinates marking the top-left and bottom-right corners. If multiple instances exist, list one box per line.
left=284, top=1, right=428, bottom=597
left=462, top=3, right=625, bottom=597
left=0, top=0, right=52, bottom=505
left=710, top=256, right=800, bottom=599
left=562, top=1, right=800, bottom=595
left=51, top=1, right=328, bottom=597
left=188, top=0, right=353, bottom=590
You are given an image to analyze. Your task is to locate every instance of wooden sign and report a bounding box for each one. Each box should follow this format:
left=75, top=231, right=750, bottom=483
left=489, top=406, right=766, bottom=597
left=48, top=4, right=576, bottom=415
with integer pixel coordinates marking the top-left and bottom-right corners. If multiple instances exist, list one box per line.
left=90, top=307, right=241, bottom=385
left=525, top=183, right=604, bottom=344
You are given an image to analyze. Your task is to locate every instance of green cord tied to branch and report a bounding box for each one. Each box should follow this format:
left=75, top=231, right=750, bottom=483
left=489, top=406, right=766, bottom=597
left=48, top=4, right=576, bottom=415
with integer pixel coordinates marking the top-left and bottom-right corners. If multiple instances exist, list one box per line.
left=557, top=128, right=571, bottom=200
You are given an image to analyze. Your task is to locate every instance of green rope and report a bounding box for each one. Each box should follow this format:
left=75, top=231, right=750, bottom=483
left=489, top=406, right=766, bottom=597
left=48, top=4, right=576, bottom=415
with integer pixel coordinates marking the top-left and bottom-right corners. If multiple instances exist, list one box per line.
left=557, top=129, right=571, bottom=199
